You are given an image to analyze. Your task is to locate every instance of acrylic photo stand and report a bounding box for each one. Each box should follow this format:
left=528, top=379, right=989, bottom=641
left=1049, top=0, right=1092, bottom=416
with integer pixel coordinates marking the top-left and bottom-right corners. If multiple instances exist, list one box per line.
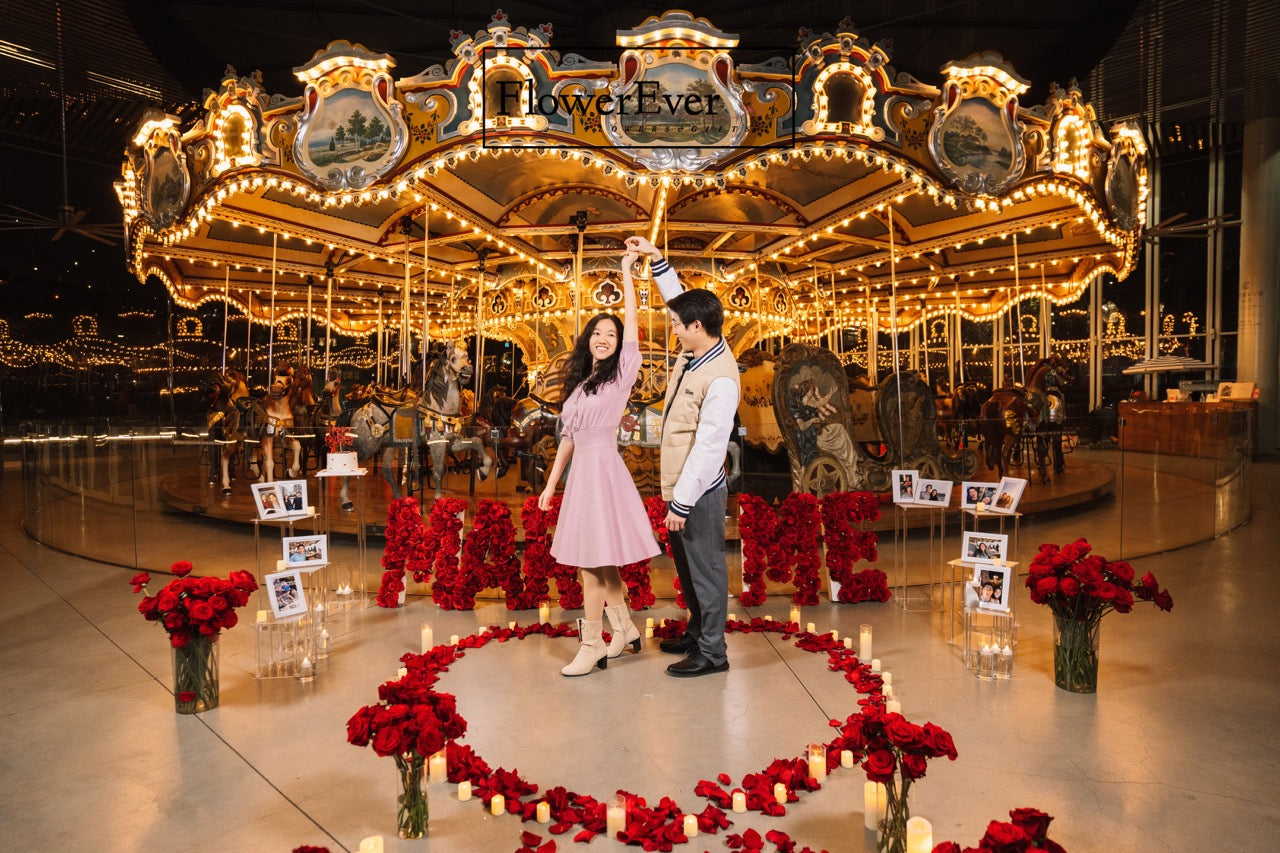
left=893, top=503, right=947, bottom=611
left=315, top=466, right=369, bottom=612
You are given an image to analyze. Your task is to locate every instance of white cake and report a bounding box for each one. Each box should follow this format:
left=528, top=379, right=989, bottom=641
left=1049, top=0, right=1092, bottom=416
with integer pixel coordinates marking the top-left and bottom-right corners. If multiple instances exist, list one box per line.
left=326, top=451, right=359, bottom=473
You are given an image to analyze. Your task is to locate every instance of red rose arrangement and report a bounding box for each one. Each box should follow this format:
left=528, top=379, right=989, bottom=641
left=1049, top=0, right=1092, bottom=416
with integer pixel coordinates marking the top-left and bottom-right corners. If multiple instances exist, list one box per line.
left=347, top=667, right=469, bottom=840
left=737, top=493, right=777, bottom=607
left=1027, top=538, right=1173, bottom=692
left=821, top=491, right=889, bottom=604
left=377, top=497, right=427, bottom=608
left=459, top=499, right=521, bottom=609
left=932, top=807, right=1066, bottom=853
left=130, top=560, right=258, bottom=648
left=644, top=494, right=682, bottom=608
left=324, top=424, right=355, bottom=454
left=516, top=495, right=558, bottom=610
left=424, top=497, right=467, bottom=609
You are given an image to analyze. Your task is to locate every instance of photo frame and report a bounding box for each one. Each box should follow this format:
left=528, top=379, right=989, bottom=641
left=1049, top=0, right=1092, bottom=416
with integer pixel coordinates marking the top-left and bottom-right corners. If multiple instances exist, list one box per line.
left=891, top=469, right=920, bottom=505
left=251, top=482, right=285, bottom=519
left=975, top=565, right=1011, bottom=613
left=961, top=531, right=1008, bottom=566
left=265, top=569, right=308, bottom=619
left=275, top=479, right=309, bottom=517
left=913, top=478, right=953, bottom=507
left=960, top=481, right=999, bottom=510
left=991, top=477, right=1027, bottom=514
left=282, top=534, right=328, bottom=567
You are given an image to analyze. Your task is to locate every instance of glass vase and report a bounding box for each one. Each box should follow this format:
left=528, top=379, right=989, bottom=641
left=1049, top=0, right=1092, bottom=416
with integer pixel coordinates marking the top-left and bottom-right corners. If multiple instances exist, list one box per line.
left=877, top=772, right=912, bottom=853
left=172, top=635, right=219, bottom=714
left=395, top=753, right=429, bottom=839
left=1052, top=614, right=1101, bottom=693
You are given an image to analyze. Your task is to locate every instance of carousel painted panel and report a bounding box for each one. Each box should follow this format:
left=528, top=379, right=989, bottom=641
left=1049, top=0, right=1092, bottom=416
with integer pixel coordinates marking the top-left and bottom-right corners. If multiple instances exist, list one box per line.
left=771, top=344, right=864, bottom=497
left=928, top=52, right=1029, bottom=198
left=131, top=112, right=191, bottom=232
left=291, top=42, right=408, bottom=191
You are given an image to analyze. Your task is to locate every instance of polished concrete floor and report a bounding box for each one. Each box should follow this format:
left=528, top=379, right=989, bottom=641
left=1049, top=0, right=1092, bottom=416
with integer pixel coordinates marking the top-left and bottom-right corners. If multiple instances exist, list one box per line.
left=1, top=456, right=1277, bottom=852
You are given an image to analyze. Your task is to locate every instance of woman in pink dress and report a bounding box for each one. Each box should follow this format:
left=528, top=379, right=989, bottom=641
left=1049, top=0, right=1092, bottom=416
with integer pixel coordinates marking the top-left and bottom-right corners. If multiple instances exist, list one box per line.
left=539, top=250, right=660, bottom=676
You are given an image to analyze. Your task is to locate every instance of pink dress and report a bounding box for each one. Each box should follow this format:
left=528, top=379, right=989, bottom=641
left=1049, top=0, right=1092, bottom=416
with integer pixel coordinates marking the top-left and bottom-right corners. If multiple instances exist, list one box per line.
left=550, top=339, right=661, bottom=568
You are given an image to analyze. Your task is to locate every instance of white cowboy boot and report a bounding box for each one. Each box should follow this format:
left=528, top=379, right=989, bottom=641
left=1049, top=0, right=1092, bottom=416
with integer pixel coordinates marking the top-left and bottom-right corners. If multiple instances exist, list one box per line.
left=561, top=619, right=608, bottom=677
left=603, top=603, right=641, bottom=658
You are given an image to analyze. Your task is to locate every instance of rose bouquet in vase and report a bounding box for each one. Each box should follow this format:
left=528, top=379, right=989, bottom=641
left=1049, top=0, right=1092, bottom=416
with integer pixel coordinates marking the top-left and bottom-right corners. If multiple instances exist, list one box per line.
left=932, top=806, right=1066, bottom=852
left=129, top=561, right=259, bottom=713
left=1026, top=538, right=1173, bottom=693
left=347, top=670, right=468, bottom=839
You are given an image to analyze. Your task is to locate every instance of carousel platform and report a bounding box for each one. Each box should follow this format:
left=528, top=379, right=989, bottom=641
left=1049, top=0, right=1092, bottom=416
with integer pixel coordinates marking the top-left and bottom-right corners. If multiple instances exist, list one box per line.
left=159, top=455, right=1115, bottom=541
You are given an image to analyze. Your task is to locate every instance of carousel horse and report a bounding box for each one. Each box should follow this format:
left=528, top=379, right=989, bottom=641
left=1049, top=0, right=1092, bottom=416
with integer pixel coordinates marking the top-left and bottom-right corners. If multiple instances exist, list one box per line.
left=504, top=396, right=561, bottom=492
left=338, top=382, right=418, bottom=511
left=288, top=365, right=324, bottom=474
left=418, top=342, right=493, bottom=497
left=978, top=355, right=1075, bottom=483
left=257, top=362, right=303, bottom=482
left=935, top=379, right=988, bottom=450
left=206, top=368, right=249, bottom=496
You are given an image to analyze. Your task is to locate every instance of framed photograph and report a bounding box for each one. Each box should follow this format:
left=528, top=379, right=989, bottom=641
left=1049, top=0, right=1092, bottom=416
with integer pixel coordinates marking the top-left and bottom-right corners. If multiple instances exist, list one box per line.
left=251, top=482, right=285, bottom=519
left=891, top=469, right=919, bottom=505
left=960, top=481, right=999, bottom=510
left=1164, top=388, right=1183, bottom=402
left=282, top=534, right=328, bottom=567
left=961, top=531, right=1008, bottom=566
left=991, top=477, right=1027, bottom=514
left=276, top=479, right=309, bottom=516
left=264, top=569, right=308, bottom=619
left=975, top=565, right=1011, bottom=613
left=914, top=478, right=953, bottom=507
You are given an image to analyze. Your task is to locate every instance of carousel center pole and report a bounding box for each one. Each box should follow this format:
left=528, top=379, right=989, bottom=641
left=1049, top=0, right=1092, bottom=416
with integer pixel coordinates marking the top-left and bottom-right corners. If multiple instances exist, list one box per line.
left=323, top=262, right=333, bottom=384
left=888, top=206, right=905, bottom=458
left=1013, top=233, right=1026, bottom=387
left=421, top=209, right=430, bottom=395
left=221, top=266, right=230, bottom=374
left=245, top=289, right=252, bottom=380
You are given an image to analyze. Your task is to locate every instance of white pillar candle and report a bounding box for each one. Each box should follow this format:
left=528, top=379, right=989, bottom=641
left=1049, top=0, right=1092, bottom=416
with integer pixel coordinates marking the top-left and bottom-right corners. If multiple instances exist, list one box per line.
left=806, top=621, right=817, bottom=633
left=871, top=658, right=881, bottom=673
left=728, top=612, right=738, bottom=622
left=644, top=626, right=654, bottom=639
left=397, top=666, right=408, bottom=678
left=883, top=684, right=894, bottom=700
left=428, top=751, right=447, bottom=783
left=508, top=620, right=517, bottom=630
left=843, top=637, right=854, bottom=650
left=457, top=780, right=472, bottom=801
left=764, top=615, right=773, bottom=621
left=490, top=793, right=505, bottom=816
left=906, top=816, right=933, bottom=853
left=886, top=698, right=902, bottom=714
left=683, top=814, right=699, bottom=838
left=358, top=836, right=384, bottom=853
left=731, top=791, right=747, bottom=813
left=606, top=805, right=626, bottom=836
left=864, top=782, right=887, bottom=830
left=449, top=634, right=460, bottom=646
left=831, top=630, right=839, bottom=641
left=538, top=602, right=551, bottom=624
left=859, top=624, right=873, bottom=659
left=420, top=624, right=433, bottom=653
left=645, top=617, right=655, bottom=629
left=841, top=749, right=855, bottom=768
left=774, top=782, right=787, bottom=804
left=536, top=801, right=551, bottom=824
left=882, top=671, right=893, bottom=686
left=808, top=743, right=827, bottom=781
left=789, top=604, right=801, bottom=625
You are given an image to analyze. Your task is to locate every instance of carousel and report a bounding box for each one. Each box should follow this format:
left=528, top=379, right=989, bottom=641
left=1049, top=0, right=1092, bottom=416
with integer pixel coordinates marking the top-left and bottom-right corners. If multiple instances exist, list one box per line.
left=116, top=10, right=1146, bottom=526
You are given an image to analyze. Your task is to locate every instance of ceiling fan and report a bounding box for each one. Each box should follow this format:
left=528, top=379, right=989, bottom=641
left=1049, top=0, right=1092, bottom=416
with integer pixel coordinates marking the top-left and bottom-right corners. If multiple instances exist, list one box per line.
left=0, top=5, right=119, bottom=247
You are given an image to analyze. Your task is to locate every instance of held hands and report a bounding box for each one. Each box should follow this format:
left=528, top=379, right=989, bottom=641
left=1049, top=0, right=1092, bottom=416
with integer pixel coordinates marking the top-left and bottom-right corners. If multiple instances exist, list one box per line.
left=625, top=235, right=662, bottom=260
left=621, top=250, right=639, bottom=272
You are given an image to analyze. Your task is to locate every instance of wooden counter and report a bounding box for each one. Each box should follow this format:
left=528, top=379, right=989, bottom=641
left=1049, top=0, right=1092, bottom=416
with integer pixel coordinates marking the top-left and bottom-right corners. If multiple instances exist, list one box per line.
left=1118, top=400, right=1257, bottom=458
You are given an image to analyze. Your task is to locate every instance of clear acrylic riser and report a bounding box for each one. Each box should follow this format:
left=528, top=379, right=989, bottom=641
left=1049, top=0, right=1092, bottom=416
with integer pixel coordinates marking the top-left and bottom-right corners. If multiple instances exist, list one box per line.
left=893, top=504, right=947, bottom=611
left=961, top=605, right=1017, bottom=680
left=254, top=608, right=327, bottom=680
left=315, top=467, right=370, bottom=610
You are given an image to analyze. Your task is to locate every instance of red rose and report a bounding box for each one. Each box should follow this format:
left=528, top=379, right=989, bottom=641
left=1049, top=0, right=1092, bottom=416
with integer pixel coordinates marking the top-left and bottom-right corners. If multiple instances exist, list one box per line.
left=209, top=594, right=230, bottom=612
left=346, top=709, right=373, bottom=746
left=884, top=717, right=925, bottom=750
left=189, top=600, right=216, bottom=622
left=137, top=596, right=159, bottom=617
left=979, top=820, right=1032, bottom=853
left=177, top=691, right=196, bottom=703
left=900, top=753, right=928, bottom=779
left=1033, top=576, right=1058, bottom=598
left=862, top=748, right=896, bottom=782
left=931, top=844, right=962, bottom=853
left=170, top=560, right=194, bottom=577
left=157, top=589, right=180, bottom=612
left=1154, top=590, right=1174, bottom=611
left=129, top=572, right=150, bottom=593
left=372, top=726, right=405, bottom=757
left=1094, top=582, right=1118, bottom=601
left=921, top=723, right=958, bottom=760
left=1008, top=807, right=1053, bottom=841
left=1113, top=588, right=1134, bottom=612
left=1108, top=560, right=1135, bottom=584
left=1058, top=577, right=1080, bottom=597
left=1139, top=571, right=1159, bottom=593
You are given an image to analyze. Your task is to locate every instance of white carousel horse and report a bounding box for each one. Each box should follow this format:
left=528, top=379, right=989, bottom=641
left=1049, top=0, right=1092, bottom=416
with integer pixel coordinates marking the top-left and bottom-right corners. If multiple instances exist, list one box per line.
left=338, top=385, right=407, bottom=511
left=419, top=341, right=492, bottom=497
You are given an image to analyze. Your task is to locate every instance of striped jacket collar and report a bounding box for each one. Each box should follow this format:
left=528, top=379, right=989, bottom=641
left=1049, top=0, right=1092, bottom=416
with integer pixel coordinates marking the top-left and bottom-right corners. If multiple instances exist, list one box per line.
left=683, top=336, right=726, bottom=373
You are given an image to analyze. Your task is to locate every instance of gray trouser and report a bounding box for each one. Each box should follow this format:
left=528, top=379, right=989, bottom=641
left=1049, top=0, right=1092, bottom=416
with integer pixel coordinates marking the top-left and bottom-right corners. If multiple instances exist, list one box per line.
left=668, top=484, right=728, bottom=665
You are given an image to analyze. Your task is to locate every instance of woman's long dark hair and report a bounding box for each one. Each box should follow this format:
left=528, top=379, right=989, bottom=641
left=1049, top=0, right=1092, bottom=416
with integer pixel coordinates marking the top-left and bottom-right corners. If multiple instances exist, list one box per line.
left=558, top=312, right=624, bottom=403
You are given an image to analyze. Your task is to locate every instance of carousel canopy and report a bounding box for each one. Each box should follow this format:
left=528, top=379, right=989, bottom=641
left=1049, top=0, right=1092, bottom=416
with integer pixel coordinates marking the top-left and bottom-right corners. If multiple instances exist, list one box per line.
left=116, top=10, right=1147, bottom=362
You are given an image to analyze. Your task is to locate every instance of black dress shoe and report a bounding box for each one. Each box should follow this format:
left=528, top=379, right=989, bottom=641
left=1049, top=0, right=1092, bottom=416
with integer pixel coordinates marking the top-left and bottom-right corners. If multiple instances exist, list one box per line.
left=666, top=653, right=730, bottom=677
left=659, top=634, right=697, bottom=655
